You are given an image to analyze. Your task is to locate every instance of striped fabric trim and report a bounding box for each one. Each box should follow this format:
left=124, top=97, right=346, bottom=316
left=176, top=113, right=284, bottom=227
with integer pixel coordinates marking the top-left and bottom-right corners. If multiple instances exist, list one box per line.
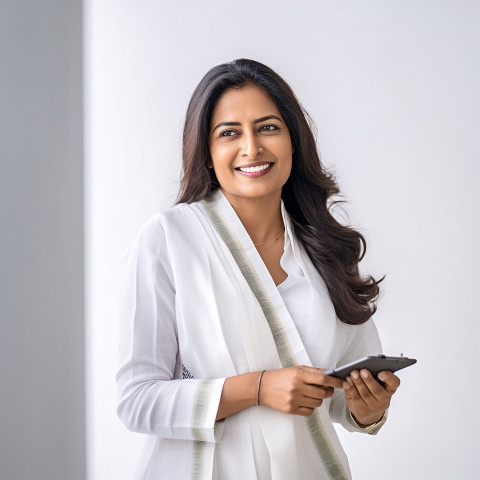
left=202, top=197, right=348, bottom=480
left=191, top=440, right=207, bottom=480
left=191, top=379, right=213, bottom=479
left=192, top=379, right=213, bottom=441
left=306, top=411, right=348, bottom=479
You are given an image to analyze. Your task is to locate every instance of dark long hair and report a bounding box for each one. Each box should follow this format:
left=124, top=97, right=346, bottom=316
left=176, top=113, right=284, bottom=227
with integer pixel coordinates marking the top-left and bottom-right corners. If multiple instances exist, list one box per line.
left=178, top=59, right=383, bottom=325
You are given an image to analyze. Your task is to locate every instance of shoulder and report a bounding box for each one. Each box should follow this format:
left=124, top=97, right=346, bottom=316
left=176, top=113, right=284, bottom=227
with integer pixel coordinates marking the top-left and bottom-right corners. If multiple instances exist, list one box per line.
left=337, top=316, right=379, bottom=335
left=135, top=202, right=198, bottom=237
left=158, top=201, right=203, bottom=228
left=125, top=200, right=206, bottom=257
left=122, top=213, right=166, bottom=267
left=336, top=316, right=382, bottom=357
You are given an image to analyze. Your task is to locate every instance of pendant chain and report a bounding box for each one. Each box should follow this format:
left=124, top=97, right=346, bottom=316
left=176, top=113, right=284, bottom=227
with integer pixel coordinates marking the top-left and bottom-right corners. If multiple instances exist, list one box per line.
left=253, top=226, right=285, bottom=247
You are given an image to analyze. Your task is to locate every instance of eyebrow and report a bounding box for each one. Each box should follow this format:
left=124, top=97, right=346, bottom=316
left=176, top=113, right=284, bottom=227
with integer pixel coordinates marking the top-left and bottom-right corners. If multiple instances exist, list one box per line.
left=211, top=115, right=283, bottom=134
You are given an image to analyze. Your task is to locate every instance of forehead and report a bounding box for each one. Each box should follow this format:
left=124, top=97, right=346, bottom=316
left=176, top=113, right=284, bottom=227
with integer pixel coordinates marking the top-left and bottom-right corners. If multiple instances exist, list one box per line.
left=211, top=85, right=280, bottom=121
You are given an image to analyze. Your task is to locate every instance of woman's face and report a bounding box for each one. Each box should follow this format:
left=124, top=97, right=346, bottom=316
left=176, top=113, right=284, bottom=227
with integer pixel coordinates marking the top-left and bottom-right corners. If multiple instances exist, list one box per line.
left=208, top=85, right=294, bottom=204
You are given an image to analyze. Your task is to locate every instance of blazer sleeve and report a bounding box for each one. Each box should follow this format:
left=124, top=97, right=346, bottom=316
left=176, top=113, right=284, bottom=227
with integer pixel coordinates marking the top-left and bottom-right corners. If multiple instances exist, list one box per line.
left=329, top=319, right=388, bottom=435
left=115, top=214, right=226, bottom=443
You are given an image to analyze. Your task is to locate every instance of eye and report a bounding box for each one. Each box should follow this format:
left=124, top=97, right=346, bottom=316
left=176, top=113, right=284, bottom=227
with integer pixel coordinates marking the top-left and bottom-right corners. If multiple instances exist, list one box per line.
left=259, top=124, right=279, bottom=132
left=219, top=129, right=238, bottom=137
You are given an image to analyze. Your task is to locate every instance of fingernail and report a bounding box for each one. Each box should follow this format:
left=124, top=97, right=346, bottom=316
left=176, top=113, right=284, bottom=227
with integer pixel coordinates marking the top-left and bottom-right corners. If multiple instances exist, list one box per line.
left=360, top=370, right=369, bottom=379
left=351, top=371, right=359, bottom=380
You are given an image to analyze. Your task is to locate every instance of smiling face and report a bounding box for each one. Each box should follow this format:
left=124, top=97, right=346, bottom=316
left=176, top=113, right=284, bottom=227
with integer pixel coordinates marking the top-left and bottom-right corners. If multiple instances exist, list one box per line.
left=208, top=85, right=294, bottom=205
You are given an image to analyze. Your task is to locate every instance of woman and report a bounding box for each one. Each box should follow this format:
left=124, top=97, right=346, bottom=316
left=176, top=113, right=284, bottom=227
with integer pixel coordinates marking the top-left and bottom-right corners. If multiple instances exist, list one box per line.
left=116, top=58, right=400, bottom=480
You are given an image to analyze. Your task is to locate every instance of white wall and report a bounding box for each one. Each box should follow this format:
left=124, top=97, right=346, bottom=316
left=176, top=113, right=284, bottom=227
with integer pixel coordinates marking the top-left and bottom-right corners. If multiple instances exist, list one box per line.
left=85, top=1, right=480, bottom=479
left=0, top=1, right=85, bottom=479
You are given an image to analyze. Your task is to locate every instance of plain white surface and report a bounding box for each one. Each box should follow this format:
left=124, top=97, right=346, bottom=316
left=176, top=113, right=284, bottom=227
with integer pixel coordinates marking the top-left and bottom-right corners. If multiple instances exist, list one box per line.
left=85, top=1, right=480, bottom=479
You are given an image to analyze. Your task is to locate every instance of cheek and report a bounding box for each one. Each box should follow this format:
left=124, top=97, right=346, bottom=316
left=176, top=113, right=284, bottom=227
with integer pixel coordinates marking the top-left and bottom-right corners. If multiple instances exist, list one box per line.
left=210, top=160, right=233, bottom=181
left=210, top=147, right=235, bottom=172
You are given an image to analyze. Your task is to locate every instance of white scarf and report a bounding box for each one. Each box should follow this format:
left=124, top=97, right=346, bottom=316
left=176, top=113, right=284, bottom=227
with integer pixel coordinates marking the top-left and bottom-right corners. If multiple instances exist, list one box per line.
left=201, top=193, right=350, bottom=479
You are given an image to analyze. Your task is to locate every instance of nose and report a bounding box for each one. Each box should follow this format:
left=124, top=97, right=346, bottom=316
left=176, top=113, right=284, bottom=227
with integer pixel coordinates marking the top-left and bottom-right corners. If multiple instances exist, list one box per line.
left=240, top=131, right=262, bottom=159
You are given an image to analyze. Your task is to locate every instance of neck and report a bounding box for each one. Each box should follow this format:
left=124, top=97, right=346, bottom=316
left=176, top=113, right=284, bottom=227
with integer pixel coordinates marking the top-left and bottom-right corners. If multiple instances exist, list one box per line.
left=220, top=189, right=284, bottom=245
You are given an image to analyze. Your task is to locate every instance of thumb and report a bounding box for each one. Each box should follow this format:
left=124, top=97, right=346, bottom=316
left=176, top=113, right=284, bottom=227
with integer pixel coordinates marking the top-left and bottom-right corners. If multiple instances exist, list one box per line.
left=378, top=371, right=400, bottom=394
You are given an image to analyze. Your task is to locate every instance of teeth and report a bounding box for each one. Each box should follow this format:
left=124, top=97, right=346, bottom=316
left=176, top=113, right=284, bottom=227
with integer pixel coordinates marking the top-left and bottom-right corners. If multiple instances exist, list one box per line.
left=239, top=163, right=271, bottom=173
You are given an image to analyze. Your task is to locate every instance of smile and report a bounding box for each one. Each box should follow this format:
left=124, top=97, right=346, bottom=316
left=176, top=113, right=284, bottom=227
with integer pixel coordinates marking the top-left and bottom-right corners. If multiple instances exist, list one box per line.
left=235, top=162, right=274, bottom=177
left=238, top=163, right=271, bottom=173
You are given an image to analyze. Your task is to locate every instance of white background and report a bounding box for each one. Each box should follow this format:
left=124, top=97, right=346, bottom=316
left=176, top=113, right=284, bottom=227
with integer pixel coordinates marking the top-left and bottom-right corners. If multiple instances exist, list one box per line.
left=85, top=1, right=480, bottom=479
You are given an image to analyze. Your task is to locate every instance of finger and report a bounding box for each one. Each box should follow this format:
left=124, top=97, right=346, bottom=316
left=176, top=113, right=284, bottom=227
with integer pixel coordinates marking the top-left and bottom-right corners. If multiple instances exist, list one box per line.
left=297, top=406, right=315, bottom=417
left=343, top=376, right=363, bottom=403
left=303, top=384, right=334, bottom=400
left=303, top=369, right=344, bottom=389
left=298, top=366, right=321, bottom=374
left=322, top=374, right=346, bottom=389
left=301, top=396, right=324, bottom=409
left=350, top=370, right=379, bottom=403
left=358, top=369, right=386, bottom=400
left=378, top=371, right=401, bottom=394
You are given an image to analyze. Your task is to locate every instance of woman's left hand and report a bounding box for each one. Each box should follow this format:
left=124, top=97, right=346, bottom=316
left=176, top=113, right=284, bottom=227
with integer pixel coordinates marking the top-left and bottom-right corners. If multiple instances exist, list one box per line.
left=343, top=369, right=400, bottom=426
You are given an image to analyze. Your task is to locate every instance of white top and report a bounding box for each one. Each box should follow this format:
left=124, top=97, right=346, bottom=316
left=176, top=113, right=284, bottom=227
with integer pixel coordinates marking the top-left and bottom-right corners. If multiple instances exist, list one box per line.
left=277, top=228, right=311, bottom=343
left=116, top=189, right=384, bottom=480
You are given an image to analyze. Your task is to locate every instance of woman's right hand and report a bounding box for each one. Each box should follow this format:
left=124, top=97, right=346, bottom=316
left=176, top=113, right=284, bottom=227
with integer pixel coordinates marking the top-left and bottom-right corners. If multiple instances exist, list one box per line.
left=258, top=366, right=344, bottom=417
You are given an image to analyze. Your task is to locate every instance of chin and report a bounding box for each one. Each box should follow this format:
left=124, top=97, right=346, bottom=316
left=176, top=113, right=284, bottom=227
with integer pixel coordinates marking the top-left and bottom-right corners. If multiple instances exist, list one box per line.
left=227, top=188, right=283, bottom=201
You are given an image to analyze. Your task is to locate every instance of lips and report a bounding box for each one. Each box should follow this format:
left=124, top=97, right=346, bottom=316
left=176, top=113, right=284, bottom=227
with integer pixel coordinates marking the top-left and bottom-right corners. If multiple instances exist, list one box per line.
left=235, top=161, right=274, bottom=177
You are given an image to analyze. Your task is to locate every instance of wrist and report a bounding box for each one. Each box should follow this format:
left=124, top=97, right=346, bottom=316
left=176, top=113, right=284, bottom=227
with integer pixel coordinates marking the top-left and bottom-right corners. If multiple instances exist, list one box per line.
left=350, top=410, right=387, bottom=432
left=216, top=371, right=264, bottom=421
left=258, top=369, right=271, bottom=407
left=245, top=371, right=262, bottom=408
left=256, top=370, right=266, bottom=406
left=351, top=412, right=384, bottom=427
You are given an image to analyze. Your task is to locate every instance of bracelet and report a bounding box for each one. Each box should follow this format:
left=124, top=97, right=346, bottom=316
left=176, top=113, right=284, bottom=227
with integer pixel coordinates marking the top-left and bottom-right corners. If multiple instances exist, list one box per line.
left=349, top=409, right=387, bottom=433
left=256, top=370, right=266, bottom=406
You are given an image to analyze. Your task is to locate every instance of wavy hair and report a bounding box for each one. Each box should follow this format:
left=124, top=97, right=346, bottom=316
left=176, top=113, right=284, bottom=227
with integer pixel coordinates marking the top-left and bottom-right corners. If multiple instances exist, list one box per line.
left=178, top=58, right=383, bottom=325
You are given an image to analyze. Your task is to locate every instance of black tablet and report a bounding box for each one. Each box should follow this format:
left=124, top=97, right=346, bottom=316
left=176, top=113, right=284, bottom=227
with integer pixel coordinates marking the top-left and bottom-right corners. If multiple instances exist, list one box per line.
left=324, top=354, right=417, bottom=380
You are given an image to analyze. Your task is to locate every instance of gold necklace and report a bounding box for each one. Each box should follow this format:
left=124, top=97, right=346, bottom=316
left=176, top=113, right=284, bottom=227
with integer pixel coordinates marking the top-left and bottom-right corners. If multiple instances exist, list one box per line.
left=253, top=226, right=285, bottom=247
